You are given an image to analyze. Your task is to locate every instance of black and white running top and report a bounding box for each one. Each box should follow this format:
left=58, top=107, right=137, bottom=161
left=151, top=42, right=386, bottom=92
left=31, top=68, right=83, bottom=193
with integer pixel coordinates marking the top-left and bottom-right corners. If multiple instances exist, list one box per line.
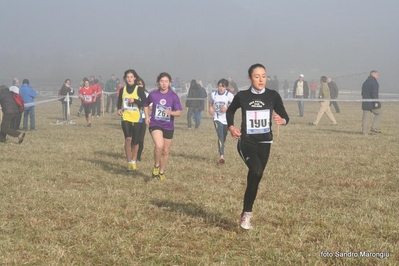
left=226, top=87, right=289, bottom=142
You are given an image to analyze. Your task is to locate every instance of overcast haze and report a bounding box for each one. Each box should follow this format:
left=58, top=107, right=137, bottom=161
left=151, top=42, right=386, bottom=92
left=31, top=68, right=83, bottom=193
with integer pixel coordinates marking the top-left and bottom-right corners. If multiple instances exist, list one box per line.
left=1, top=0, right=398, bottom=91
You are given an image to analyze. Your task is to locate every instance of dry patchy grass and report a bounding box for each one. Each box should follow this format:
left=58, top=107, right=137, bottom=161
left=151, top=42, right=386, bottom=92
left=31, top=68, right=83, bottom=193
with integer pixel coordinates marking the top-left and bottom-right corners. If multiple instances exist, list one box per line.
left=0, top=98, right=398, bottom=265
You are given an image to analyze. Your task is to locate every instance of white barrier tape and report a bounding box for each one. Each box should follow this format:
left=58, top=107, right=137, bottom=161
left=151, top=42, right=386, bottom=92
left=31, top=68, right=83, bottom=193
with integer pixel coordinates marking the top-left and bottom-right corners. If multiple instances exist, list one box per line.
left=24, top=97, right=62, bottom=107
left=3, top=94, right=397, bottom=111
left=283, top=98, right=399, bottom=102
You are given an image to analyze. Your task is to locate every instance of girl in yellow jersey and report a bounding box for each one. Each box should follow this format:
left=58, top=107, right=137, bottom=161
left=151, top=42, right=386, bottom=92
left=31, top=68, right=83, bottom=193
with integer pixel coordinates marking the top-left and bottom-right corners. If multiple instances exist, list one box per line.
left=117, top=69, right=147, bottom=172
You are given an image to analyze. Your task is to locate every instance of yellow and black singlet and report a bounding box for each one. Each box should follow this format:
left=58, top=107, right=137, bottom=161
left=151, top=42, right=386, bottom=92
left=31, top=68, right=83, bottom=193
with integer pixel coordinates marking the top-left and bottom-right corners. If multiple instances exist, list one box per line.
left=121, top=85, right=143, bottom=122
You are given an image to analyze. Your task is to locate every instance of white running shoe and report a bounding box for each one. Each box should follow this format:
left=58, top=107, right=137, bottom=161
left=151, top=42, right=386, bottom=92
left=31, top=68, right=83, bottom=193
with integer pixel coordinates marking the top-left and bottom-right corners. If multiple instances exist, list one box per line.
left=240, top=212, right=253, bottom=230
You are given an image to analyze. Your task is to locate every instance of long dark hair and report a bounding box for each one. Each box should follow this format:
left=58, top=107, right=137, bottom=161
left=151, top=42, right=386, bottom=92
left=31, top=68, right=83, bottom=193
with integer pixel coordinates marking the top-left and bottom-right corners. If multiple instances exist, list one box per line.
left=123, top=69, right=139, bottom=82
left=156, top=72, right=172, bottom=83
left=136, top=77, right=147, bottom=92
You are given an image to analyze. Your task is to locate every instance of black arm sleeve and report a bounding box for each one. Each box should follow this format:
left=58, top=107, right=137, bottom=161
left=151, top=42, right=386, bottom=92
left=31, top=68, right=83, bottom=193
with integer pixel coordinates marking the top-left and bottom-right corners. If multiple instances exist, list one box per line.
left=134, top=87, right=147, bottom=108
left=274, top=93, right=290, bottom=124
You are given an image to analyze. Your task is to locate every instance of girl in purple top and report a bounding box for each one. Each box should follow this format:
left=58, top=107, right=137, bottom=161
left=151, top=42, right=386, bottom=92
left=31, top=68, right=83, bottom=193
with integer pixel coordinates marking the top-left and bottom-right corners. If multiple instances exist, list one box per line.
left=144, top=72, right=182, bottom=180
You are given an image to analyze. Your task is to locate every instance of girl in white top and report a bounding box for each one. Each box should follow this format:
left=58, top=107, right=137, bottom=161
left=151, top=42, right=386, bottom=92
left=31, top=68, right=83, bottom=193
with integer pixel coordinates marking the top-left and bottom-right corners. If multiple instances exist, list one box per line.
left=208, top=78, right=234, bottom=164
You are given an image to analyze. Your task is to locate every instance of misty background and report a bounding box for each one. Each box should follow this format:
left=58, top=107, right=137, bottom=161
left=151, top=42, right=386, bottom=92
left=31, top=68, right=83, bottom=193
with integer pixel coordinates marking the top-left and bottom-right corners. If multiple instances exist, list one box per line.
left=0, top=0, right=398, bottom=92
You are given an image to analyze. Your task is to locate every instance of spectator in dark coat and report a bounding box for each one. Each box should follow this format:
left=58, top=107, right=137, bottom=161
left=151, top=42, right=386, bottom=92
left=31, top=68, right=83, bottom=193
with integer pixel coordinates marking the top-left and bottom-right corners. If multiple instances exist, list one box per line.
left=361, top=70, right=382, bottom=135
left=59, top=79, right=75, bottom=121
left=0, top=85, right=26, bottom=143
left=327, top=77, right=340, bottom=113
left=10, top=78, right=22, bottom=130
left=194, top=81, right=208, bottom=127
left=186, top=79, right=202, bottom=129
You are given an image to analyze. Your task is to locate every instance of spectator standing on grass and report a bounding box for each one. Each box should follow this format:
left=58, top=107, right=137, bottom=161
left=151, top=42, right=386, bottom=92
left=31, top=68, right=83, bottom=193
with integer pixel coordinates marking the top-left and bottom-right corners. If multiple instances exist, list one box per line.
left=361, top=70, right=382, bottom=135
left=98, top=75, right=104, bottom=89
left=195, top=79, right=208, bottom=128
left=186, top=79, right=202, bottom=130
left=91, top=79, right=102, bottom=117
left=0, top=85, right=26, bottom=144
left=105, top=74, right=118, bottom=113
left=310, top=79, right=317, bottom=99
left=272, top=75, right=279, bottom=92
left=327, top=77, right=340, bottom=113
left=116, top=69, right=147, bottom=172
left=226, top=63, right=289, bottom=230
left=283, top=79, right=289, bottom=98
left=228, top=77, right=239, bottom=95
left=116, top=78, right=124, bottom=98
left=19, top=79, right=37, bottom=131
left=78, top=80, right=96, bottom=127
left=143, top=72, right=182, bottom=180
left=293, top=74, right=309, bottom=117
left=172, top=78, right=181, bottom=91
left=310, top=76, right=337, bottom=126
left=208, top=78, right=234, bottom=164
left=89, top=76, right=95, bottom=86
left=59, top=79, right=75, bottom=121
left=10, top=78, right=21, bottom=130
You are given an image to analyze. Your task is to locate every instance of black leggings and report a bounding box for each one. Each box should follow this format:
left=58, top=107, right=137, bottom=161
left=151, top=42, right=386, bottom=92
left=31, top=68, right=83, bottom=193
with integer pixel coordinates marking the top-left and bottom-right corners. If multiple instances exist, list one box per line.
left=237, top=137, right=271, bottom=212
left=137, top=122, right=147, bottom=160
left=121, top=121, right=142, bottom=145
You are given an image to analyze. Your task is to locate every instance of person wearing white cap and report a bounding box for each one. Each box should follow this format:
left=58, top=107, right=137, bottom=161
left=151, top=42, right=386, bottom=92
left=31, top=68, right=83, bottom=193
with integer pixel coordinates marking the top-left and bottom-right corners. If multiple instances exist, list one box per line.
left=10, top=78, right=22, bottom=130
left=293, top=74, right=309, bottom=117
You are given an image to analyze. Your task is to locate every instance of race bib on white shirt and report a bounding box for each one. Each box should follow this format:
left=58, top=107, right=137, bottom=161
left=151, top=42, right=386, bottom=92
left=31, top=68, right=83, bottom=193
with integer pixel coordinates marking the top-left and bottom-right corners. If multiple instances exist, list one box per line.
left=246, top=109, right=270, bottom=134
left=214, top=101, right=225, bottom=113
left=155, top=104, right=171, bottom=121
left=84, top=95, right=92, bottom=102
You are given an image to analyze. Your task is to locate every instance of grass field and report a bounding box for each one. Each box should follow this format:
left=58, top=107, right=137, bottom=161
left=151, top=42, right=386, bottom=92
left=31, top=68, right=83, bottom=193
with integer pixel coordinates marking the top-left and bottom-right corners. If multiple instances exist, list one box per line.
left=1, top=97, right=398, bottom=265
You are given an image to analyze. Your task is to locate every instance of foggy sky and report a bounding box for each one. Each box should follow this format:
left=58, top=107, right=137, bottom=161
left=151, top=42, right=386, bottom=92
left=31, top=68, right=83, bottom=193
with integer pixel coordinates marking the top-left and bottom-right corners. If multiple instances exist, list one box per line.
left=1, top=0, right=398, bottom=91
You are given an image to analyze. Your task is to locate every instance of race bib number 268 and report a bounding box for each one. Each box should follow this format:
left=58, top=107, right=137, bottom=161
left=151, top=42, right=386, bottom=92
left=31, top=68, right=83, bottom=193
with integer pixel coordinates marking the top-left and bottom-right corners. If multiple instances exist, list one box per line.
left=155, top=104, right=171, bottom=121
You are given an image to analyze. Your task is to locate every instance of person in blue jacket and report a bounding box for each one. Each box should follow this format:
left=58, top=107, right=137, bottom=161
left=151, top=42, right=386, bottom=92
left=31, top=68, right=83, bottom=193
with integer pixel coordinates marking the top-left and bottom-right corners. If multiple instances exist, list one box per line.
left=19, top=79, right=37, bottom=131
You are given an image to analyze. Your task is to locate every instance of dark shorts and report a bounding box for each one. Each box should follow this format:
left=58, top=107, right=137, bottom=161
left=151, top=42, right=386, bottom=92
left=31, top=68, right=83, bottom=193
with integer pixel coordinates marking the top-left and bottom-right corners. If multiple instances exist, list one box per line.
left=83, top=103, right=94, bottom=117
left=121, top=121, right=143, bottom=144
left=149, top=126, right=174, bottom=140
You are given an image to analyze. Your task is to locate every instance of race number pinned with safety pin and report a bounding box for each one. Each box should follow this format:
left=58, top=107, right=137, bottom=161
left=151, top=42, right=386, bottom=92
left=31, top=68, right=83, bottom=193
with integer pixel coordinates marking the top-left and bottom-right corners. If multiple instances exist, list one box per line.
left=84, top=95, right=92, bottom=102
left=246, top=109, right=270, bottom=134
left=155, top=104, right=171, bottom=121
left=123, top=98, right=137, bottom=110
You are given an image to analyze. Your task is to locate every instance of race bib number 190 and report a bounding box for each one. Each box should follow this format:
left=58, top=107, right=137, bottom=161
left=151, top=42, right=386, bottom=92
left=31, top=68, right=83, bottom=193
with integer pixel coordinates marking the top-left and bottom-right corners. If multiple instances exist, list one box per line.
left=155, top=104, right=171, bottom=121
left=246, top=110, right=270, bottom=134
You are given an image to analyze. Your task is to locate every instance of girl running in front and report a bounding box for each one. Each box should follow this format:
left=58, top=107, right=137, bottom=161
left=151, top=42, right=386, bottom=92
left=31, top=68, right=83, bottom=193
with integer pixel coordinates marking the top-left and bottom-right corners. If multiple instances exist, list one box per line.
left=117, top=69, right=147, bottom=172
left=143, top=72, right=182, bottom=180
left=208, top=78, right=235, bottom=164
left=226, top=63, right=289, bottom=230
left=78, top=80, right=96, bottom=127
